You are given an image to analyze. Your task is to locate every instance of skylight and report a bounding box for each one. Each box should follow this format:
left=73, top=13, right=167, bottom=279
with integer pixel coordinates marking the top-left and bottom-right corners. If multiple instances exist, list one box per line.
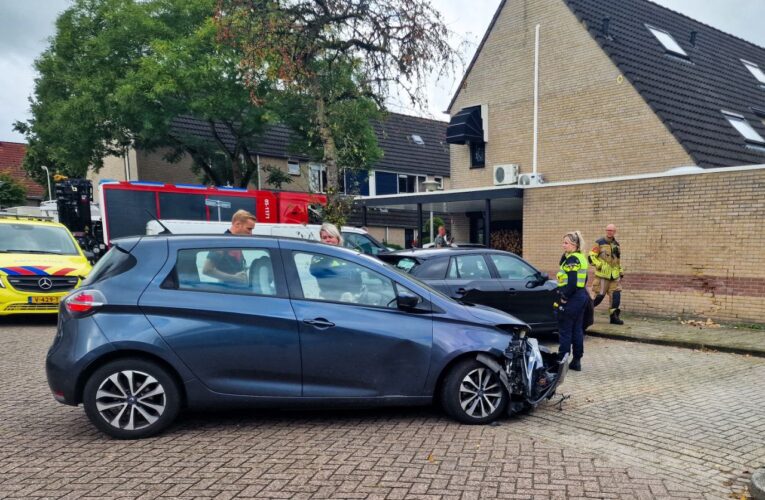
left=646, top=25, right=688, bottom=57
left=723, top=112, right=765, bottom=144
left=742, top=59, right=765, bottom=85
left=410, top=134, right=425, bottom=145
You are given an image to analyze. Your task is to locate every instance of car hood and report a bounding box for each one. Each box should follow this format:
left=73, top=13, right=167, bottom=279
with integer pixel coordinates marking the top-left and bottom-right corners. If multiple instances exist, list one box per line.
left=459, top=301, right=527, bottom=327
left=0, top=254, right=91, bottom=277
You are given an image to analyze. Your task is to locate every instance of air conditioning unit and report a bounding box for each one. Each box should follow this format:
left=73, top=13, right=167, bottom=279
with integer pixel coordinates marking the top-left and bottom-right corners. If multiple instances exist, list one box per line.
left=518, top=173, right=545, bottom=186
left=493, top=164, right=519, bottom=185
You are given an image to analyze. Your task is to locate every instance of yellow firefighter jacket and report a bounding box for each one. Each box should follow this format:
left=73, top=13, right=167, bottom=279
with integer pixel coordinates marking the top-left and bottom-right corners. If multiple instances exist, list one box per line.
left=589, top=237, right=623, bottom=280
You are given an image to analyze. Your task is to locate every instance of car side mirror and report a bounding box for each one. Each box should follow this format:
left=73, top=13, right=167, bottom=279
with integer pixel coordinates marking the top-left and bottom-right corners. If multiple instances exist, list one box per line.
left=539, top=272, right=549, bottom=282
left=526, top=272, right=549, bottom=288
left=84, top=250, right=95, bottom=261
left=397, top=294, right=421, bottom=310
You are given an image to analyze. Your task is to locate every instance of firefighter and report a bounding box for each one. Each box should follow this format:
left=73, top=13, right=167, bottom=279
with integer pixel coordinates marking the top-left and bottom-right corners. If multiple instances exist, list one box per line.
left=589, top=223, right=624, bottom=325
left=555, top=230, right=589, bottom=371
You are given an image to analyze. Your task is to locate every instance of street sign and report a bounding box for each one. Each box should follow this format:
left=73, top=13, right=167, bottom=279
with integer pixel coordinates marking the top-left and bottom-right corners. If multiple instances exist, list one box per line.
left=205, top=199, right=232, bottom=221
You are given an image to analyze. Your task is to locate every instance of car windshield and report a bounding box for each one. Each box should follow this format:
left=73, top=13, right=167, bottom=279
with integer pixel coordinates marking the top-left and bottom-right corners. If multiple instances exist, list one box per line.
left=381, top=260, right=457, bottom=303
left=0, top=223, right=79, bottom=256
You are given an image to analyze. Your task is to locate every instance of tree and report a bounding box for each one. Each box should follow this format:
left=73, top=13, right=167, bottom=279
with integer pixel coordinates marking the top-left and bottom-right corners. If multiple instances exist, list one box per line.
left=216, top=0, right=455, bottom=224
left=0, top=173, right=27, bottom=209
left=15, top=0, right=276, bottom=188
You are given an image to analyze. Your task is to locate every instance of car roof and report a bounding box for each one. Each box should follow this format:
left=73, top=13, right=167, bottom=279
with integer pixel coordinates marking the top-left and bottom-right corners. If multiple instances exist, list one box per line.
left=383, top=248, right=515, bottom=260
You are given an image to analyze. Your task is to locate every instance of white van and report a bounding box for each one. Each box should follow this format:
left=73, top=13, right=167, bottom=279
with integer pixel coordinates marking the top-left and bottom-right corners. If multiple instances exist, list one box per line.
left=145, top=219, right=390, bottom=256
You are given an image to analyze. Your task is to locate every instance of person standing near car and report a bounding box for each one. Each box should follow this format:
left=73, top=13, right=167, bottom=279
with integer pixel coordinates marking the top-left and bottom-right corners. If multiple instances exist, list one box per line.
left=202, top=209, right=255, bottom=283
left=434, top=225, right=450, bottom=248
left=589, top=223, right=624, bottom=325
left=556, top=231, right=588, bottom=371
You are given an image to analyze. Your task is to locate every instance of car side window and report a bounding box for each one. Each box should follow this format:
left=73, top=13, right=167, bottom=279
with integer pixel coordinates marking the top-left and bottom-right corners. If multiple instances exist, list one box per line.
left=417, top=258, right=448, bottom=279
left=175, top=248, right=277, bottom=296
left=489, top=254, right=536, bottom=280
left=293, top=251, right=397, bottom=308
left=343, top=233, right=377, bottom=255
left=447, top=255, right=492, bottom=279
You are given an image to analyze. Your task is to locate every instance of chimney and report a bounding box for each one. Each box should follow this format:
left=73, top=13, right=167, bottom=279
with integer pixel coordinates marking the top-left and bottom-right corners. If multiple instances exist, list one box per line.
left=602, top=17, right=611, bottom=39
left=690, top=31, right=698, bottom=47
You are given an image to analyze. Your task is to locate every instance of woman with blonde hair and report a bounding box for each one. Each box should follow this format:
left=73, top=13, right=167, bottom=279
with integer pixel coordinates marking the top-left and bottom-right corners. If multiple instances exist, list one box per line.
left=319, top=222, right=343, bottom=246
left=555, top=230, right=589, bottom=371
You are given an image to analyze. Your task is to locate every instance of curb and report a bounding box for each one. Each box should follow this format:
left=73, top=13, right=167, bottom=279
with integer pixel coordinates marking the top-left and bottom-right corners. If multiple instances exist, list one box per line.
left=585, top=330, right=765, bottom=359
left=753, top=469, right=765, bottom=500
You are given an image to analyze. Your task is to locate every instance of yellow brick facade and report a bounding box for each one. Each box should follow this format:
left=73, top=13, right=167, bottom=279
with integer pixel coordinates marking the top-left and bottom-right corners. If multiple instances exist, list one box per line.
left=449, top=0, right=693, bottom=188
left=522, top=169, right=765, bottom=324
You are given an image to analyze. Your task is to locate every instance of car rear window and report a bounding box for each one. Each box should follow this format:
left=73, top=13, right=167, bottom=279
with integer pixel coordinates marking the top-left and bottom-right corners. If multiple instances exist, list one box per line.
left=393, top=257, right=419, bottom=273
left=82, top=246, right=136, bottom=285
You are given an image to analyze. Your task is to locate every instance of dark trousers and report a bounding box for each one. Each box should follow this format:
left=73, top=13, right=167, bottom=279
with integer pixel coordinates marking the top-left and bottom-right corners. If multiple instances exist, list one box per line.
left=558, top=288, right=587, bottom=360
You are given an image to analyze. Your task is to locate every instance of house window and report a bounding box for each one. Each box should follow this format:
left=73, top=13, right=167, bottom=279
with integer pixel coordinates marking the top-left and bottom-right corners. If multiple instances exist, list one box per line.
left=723, top=112, right=765, bottom=144
left=742, top=60, right=765, bottom=85
left=288, top=160, right=300, bottom=176
left=647, top=25, right=688, bottom=57
left=398, top=174, right=426, bottom=193
left=410, top=134, right=425, bottom=145
left=470, top=142, right=486, bottom=168
left=309, top=163, right=327, bottom=193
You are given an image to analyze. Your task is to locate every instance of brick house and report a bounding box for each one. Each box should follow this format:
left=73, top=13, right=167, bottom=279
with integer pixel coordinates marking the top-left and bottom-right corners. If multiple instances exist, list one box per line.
left=0, top=141, right=46, bottom=204
left=360, top=0, right=765, bottom=323
left=89, top=112, right=449, bottom=247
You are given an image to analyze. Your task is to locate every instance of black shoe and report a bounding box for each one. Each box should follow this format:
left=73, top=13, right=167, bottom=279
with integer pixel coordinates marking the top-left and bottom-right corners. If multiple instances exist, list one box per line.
left=569, top=359, right=581, bottom=371
left=610, top=312, right=624, bottom=325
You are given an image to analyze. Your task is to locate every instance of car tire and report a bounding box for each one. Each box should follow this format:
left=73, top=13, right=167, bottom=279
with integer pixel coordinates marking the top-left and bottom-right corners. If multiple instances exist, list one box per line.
left=440, top=358, right=507, bottom=424
left=83, top=358, right=181, bottom=439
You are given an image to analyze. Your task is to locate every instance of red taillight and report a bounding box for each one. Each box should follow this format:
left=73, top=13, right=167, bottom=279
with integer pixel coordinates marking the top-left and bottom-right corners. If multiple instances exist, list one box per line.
left=64, top=290, right=106, bottom=316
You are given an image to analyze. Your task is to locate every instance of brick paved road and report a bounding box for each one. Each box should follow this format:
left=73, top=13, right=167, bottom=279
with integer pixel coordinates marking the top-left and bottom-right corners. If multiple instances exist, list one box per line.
left=1, top=317, right=763, bottom=499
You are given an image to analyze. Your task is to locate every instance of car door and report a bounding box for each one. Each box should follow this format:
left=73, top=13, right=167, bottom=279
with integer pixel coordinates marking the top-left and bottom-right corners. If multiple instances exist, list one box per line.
left=486, top=253, right=558, bottom=331
left=445, top=253, right=505, bottom=310
left=139, top=239, right=302, bottom=397
left=284, top=245, right=433, bottom=397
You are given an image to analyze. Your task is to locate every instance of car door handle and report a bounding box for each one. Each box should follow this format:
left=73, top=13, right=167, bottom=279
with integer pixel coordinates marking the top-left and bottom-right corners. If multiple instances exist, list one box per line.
left=303, top=318, right=335, bottom=329
left=456, top=288, right=467, bottom=296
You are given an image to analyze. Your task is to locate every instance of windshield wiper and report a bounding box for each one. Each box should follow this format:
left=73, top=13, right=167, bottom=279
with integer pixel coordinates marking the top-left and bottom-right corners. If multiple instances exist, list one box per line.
left=0, top=249, right=64, bottom=255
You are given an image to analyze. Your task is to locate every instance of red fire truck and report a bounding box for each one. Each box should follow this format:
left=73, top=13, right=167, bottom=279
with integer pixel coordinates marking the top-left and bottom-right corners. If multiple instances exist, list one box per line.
left=98, top=181, right=326, bottom=244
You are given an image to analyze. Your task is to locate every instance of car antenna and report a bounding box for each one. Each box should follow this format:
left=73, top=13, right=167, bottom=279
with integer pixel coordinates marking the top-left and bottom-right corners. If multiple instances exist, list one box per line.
left=144, top=209, right=173, bottom=235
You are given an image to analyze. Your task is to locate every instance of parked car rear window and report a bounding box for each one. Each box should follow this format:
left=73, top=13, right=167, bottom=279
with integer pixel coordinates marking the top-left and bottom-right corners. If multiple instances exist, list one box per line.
left=82, top=246, right=136, bottom=285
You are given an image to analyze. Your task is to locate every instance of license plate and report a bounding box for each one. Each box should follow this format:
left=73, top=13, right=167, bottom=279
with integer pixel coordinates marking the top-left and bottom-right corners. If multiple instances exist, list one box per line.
left=28, top=296, right=60, bottom=305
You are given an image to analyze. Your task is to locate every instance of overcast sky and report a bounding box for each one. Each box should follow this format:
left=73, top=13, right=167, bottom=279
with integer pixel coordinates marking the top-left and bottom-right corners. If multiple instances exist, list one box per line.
left=2, top=0, right=765, bottom=143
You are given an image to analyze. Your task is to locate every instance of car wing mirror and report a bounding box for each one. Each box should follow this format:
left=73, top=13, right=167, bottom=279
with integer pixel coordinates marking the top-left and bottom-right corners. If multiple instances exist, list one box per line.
left=397, top=294, right=422, bottom=310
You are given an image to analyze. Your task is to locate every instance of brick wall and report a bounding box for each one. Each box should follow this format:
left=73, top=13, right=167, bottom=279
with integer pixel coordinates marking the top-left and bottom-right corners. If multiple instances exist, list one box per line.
left=522, top=168, right=765, bottom=324
left=0, top=141, right=45, bottom=202
left=449, top=0, right=693, bottom=189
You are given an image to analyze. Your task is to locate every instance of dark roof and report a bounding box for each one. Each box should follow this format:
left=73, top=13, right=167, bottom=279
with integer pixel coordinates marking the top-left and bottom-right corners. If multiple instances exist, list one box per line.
left=564, top=0, right=765, bottom=167
left=382, top=248, right=507, bottom=259
left=171, top=112, right=449, bottom=176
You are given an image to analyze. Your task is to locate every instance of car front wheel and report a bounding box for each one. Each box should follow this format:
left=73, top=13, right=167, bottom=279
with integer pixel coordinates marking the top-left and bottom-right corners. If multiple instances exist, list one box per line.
left=83, top=358, right=180, bottom=439
left=441, top=358, right=507, bottom=424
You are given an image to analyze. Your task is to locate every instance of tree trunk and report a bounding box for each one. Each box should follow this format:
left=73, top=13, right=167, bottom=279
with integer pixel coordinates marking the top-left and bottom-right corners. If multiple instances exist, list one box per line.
left=316, top=95, right=338, bottom=190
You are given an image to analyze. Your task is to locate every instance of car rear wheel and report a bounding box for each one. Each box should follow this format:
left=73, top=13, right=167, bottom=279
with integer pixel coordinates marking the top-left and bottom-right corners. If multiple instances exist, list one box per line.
left=83, top=358, right=180, bottom=439
left=441, top=358, right=507, bottom=424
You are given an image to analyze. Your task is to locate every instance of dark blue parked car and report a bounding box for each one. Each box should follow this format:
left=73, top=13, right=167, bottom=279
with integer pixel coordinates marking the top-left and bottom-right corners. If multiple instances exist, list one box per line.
left=46, top=235, right=567, bottom=439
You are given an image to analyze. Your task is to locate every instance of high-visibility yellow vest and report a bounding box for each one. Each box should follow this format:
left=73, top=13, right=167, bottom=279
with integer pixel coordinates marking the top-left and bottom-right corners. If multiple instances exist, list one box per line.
left=589, top=238, right=622, bottom=280
left=557, top=252, right=588, bottom=289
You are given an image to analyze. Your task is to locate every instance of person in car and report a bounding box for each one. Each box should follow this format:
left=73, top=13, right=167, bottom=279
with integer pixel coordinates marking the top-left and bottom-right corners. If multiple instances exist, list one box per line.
left=556, top=231, right=589, bottom=372
left=202, top=210, right=256, bottom=284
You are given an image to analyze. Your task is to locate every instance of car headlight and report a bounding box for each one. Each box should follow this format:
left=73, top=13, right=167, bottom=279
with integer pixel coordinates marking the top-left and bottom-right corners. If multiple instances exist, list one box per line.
left=0, top=277, right=5, bottom=288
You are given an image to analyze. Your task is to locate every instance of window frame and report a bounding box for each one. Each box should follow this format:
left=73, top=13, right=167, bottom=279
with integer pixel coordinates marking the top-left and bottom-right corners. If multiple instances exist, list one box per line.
left=288, top=160, right=301, bottom=176
left=742, top=59, right=765, bottom=85
left=646, top=25, right=689, bottom=57
left=723, top=111, right=765, bottom=144
left=486, top=253, right=538, bottom=280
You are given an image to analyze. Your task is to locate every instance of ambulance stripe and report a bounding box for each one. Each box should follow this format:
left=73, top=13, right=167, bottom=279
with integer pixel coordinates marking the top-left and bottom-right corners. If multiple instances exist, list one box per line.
left=20, top=266, right=50, bottom=275
left=0, top=267, right=22, bottom=275
left=4, top=267, right=37, bottom=276
left=52, top=268, right=77, bottom=276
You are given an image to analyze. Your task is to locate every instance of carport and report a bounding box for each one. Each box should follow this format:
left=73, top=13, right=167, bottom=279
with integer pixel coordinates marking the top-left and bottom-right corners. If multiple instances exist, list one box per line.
left=356, top=186, right=523, bottom=247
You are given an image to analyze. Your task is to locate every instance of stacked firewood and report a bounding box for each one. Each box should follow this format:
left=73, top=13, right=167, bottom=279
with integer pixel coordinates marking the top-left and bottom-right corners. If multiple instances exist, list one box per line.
left=490, top=229, right=522, bottom=256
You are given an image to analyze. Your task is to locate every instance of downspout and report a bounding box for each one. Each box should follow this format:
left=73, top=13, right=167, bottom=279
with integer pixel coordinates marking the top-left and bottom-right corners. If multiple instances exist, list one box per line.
left=256, top=154, right=261, bottom=189
left=123, top=149, right=131, bottom=181
left=533, top=24, right=540, bottom=176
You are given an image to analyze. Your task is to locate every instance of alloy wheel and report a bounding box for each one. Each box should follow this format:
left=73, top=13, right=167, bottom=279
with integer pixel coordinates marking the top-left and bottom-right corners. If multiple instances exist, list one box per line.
left=94, top=370, right=166, bottom=431
left=459, top=367, right=503, bottom=418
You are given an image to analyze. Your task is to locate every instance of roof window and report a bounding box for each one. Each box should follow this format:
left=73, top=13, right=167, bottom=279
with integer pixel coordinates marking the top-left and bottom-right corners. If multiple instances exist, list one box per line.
left=410, top=134, right=425, bottom=145
left=742, top=59, right=765, bottom=85
left=723, top=111, right=765, bottom=144
left=646, top=25, right=688, bottom=57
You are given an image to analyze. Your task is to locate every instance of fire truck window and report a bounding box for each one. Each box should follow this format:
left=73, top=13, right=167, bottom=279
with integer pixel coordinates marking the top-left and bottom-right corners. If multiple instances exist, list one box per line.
left=159, top=193, right=206, bottom=220
left=104, top=190, right=156, bottom=240
left=213, top=196, right=257, bottom=222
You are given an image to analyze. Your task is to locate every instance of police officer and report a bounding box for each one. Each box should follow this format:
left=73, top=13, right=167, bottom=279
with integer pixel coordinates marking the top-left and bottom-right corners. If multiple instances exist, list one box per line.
left=556, top=231, right=588, bottom=371
left=589, top=223, right=624, bottom=325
